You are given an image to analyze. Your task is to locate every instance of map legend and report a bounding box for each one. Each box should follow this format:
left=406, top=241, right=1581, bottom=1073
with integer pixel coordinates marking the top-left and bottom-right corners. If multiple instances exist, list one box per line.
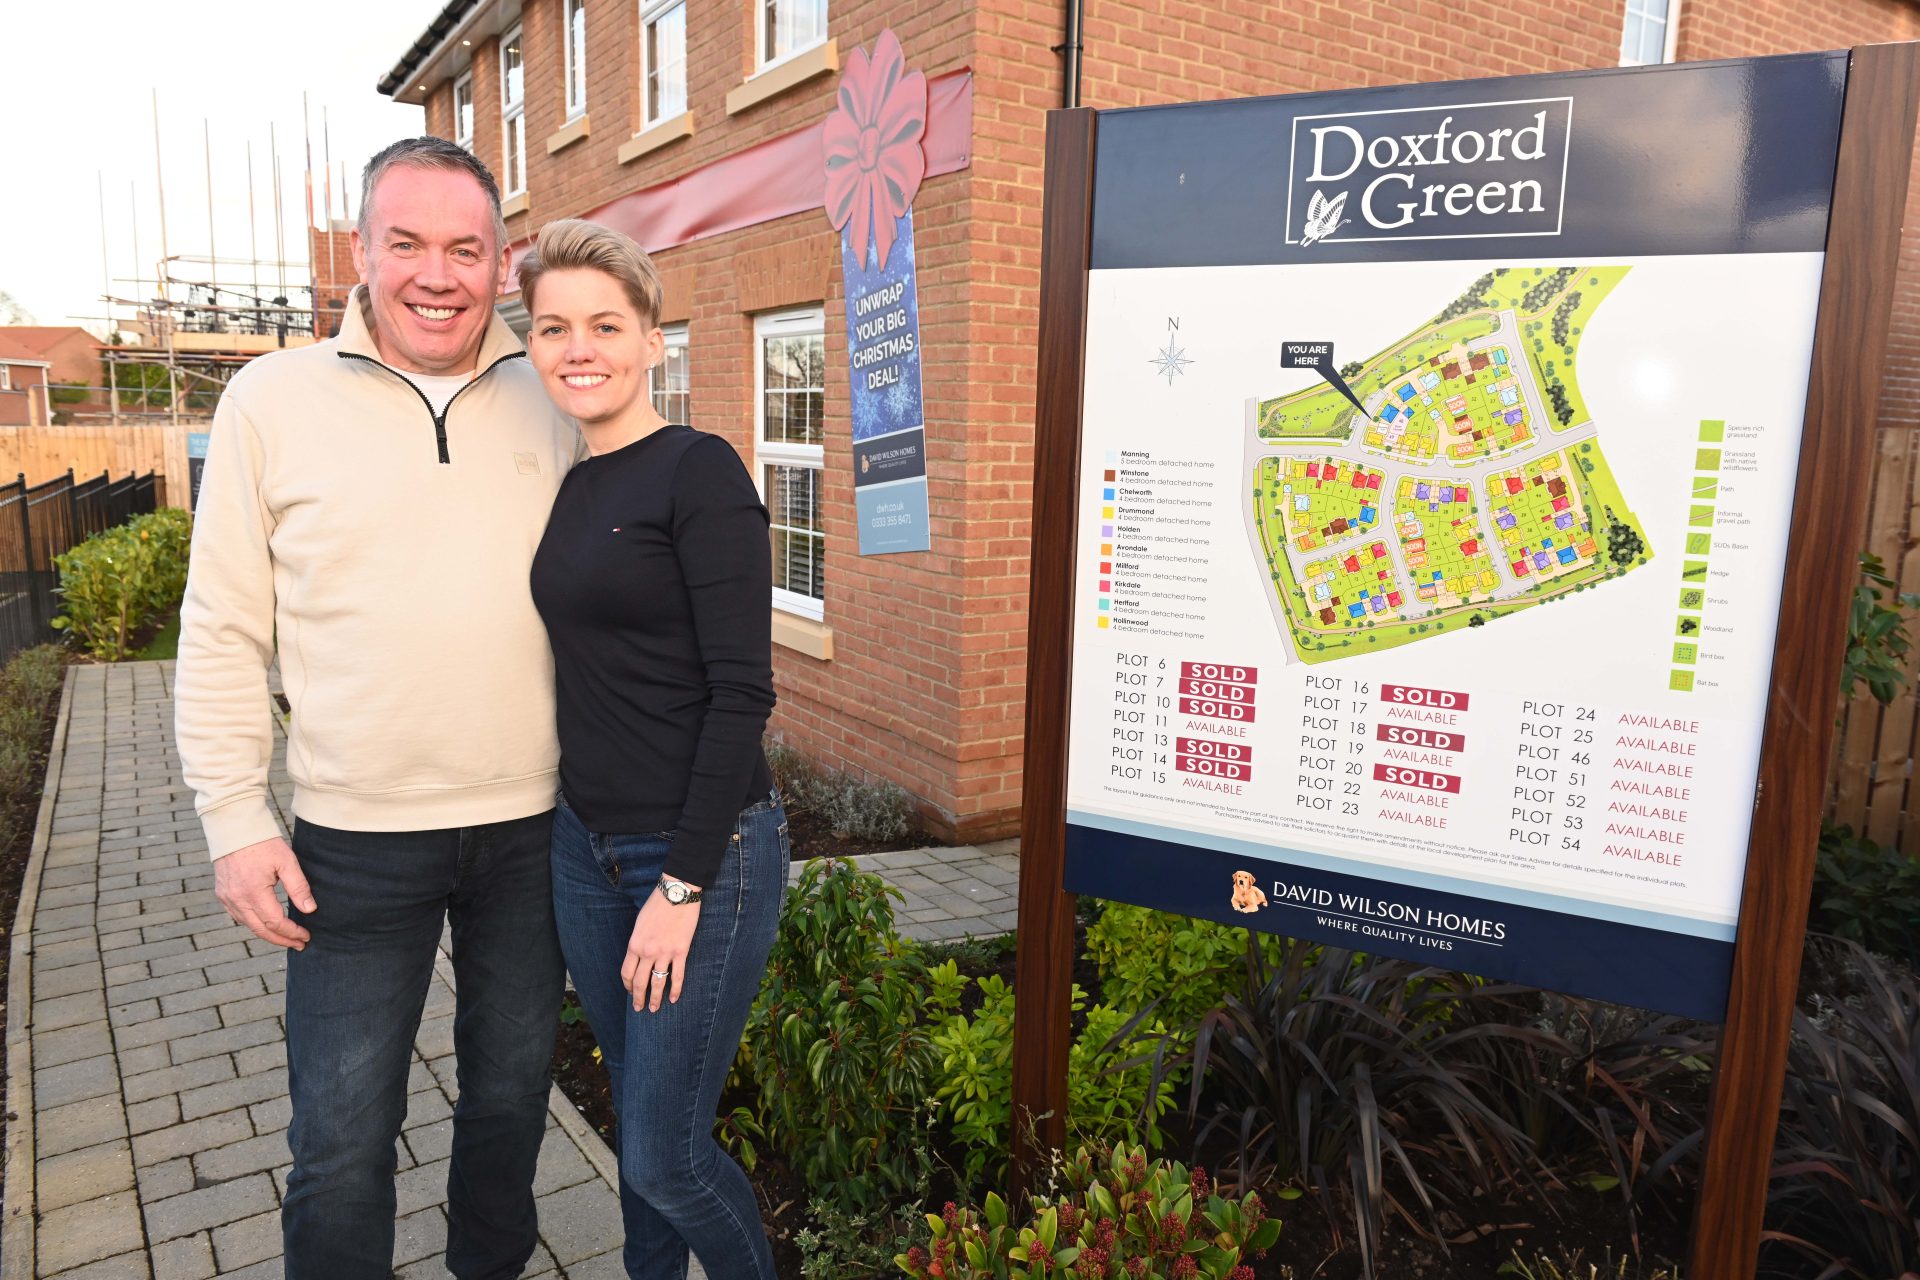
left=1672, top=420, right=1723, bottom=692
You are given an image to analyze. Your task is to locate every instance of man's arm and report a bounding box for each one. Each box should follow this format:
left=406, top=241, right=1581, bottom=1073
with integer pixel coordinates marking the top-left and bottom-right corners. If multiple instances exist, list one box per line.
left=173, top=388, right=314, bottom=947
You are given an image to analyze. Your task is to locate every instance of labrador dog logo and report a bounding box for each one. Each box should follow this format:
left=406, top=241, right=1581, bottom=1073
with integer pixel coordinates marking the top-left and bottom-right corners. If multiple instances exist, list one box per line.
left=1229, top=869, right=1269, bottom=914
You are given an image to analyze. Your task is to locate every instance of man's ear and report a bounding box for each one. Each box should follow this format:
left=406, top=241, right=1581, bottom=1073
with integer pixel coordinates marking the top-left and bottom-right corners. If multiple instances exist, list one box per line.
left=495, top=248, right=512, bottom=299
left=349, top=227, right=369, bottom=283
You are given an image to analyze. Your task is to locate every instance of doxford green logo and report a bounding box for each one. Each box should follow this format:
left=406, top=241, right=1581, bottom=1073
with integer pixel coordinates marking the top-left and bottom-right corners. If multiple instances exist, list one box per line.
left=1287, top=97, right=1573, bottom=246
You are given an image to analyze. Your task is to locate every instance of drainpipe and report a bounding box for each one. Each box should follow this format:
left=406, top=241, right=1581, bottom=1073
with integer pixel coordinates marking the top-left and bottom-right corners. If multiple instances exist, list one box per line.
left=1059, top=0, right=1085, bottom=108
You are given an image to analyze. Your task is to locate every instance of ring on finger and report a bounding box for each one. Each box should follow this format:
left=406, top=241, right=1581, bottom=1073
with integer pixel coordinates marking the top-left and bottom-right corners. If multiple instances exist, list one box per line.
left=650, top=968, right=670, bottom=980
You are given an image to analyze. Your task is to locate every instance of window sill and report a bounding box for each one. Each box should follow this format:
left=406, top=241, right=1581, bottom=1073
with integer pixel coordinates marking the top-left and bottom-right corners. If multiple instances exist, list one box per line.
left=771, top=610, right=833, bottom=660
left=546, top=113, right=591, bottom=155
left=501, top=191, right=529, bottom=219
left=618, top=112, right=694, bottom=165
left=726, top=39, right=838, bottom=116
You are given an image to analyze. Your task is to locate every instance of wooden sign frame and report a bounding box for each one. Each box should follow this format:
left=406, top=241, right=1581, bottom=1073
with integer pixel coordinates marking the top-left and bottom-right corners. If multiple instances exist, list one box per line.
left=1010, top=43, right=1920, bottom=1280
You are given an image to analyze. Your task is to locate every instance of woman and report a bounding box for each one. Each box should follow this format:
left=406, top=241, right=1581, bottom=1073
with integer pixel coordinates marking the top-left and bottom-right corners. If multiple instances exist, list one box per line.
left=524, top=218, right=783, bottom=1280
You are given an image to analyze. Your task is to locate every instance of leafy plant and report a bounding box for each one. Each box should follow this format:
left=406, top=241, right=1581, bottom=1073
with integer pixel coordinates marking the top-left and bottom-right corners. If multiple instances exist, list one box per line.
left=897, top=1144, right=1285, bottom=1280
left=741, top=857, right=958, bottom=1212
left=766, top=738, right=917, bottom=843
left=0, top=645, right=70, bottom=830
left=51, top=507, right=192, bottom=661
left=1842, top=550, right=1920, bottom=707
left=1167, top=937, right=1551, bottom=1278
left=1084, top=903, right=1275, bottom=1037
left=1764, top=938, right=1920, bottom=1280
left=1809, top=823, right=1920, bottom=968
left=932, top=978, right=1177, bottom=1184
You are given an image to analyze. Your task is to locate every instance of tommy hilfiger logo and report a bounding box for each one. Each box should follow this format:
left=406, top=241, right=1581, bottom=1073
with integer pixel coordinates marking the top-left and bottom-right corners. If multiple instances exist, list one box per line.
left=1286, top=97, right=1573, bottom=246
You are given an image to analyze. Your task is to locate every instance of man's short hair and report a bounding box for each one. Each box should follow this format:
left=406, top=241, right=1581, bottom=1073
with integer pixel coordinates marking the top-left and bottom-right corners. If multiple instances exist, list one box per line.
left=358, top=137, right=508, bottom=255
left=517, top=219, right=665, bottom=328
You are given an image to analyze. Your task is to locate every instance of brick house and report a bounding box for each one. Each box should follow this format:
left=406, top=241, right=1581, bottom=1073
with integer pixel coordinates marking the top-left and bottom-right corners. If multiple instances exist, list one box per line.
left=0, top=327, right=106, bottom=413
left=0, top=335, right=53, bottom=428
left=366, top=0, right=1920, bottom=843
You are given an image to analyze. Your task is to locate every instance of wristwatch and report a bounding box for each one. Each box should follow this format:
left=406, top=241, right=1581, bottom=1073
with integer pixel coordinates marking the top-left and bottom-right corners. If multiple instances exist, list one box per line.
left=658, top=876, right=703, bottom=905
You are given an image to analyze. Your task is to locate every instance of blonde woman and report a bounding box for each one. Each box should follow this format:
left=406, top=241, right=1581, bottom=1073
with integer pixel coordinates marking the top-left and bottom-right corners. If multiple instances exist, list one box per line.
left=523, top=219, right=782, bottom=1280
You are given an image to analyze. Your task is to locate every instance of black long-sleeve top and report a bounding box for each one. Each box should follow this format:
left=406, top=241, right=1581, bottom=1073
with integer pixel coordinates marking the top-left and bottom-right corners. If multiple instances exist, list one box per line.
left=531, top=425, right=777, bottom=886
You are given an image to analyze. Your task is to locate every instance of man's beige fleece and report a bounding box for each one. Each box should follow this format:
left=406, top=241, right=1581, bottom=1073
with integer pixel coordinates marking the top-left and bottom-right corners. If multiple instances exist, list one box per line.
left=175, top=288, right=581, bottom=858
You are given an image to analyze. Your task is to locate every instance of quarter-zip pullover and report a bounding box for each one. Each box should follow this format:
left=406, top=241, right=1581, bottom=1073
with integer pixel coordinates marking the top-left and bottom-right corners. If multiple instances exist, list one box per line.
left=175, top=287, right=584, bottom=858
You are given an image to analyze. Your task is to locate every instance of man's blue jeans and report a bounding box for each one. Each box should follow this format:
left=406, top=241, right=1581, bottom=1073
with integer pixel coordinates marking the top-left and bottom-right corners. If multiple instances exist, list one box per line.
left=550, top=791, right=785, bottom=1280
left=281, top=811, right=564, bottom=1280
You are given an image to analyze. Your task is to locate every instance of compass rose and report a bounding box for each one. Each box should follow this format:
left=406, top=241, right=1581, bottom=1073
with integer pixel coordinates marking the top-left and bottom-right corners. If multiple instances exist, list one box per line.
left=1150, top=320, right=1193, bottom=385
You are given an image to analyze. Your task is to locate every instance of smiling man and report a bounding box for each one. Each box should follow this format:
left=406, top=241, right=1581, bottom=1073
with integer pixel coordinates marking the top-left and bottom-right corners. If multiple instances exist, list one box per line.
left=174, top=137, right=581, bottom=1280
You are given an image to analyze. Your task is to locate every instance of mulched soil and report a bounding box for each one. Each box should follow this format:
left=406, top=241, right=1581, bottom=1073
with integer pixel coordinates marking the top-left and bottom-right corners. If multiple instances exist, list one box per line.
left=783, top=802, right=933, bottom=862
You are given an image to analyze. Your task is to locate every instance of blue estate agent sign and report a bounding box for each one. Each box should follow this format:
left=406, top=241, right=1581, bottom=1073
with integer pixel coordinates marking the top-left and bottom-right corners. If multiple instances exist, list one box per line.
left=1065, top=52, right=1852, bottom=1023
left=841, top=209, right=933, bottom=555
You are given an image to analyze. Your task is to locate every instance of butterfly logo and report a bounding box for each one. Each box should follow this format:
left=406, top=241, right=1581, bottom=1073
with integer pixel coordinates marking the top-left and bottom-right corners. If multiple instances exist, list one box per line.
left=1300, top=189, right=1350, bottom=247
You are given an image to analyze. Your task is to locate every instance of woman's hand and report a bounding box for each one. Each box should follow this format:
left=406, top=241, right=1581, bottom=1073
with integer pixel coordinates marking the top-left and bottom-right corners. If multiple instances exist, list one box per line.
left=621, top=883, right=703, bottom=1011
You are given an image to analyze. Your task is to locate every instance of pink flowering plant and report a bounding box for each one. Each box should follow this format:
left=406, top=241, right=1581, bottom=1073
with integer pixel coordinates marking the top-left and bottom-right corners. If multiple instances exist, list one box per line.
left=896, top=1144, right=1282, bottom=1280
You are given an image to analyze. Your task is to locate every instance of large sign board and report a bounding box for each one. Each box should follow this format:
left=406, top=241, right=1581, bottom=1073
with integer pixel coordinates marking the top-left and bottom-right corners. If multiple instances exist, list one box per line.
left=1012, top=45, right=1920, bottom=1279
left=1061, top=52, right=1849, bottom=1022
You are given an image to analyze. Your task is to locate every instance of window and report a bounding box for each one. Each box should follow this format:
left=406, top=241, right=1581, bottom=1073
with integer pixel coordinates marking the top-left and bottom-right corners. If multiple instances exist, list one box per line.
left=651, top=324, right=690, bottom=423
left=453, top=72, right=474, bottom=151
left=641, top=0, right=688, bottom=125
left=501, top=25, right=527, bottom=196
left=1620, top=0, right=1678, bottom=66
left=755, top=309, right=826, bottom=618
left=563, top=0, right=588, bottom=120
left=758, top=0, right=827, bottom=71
left=0, top=367, right=10, bottom=392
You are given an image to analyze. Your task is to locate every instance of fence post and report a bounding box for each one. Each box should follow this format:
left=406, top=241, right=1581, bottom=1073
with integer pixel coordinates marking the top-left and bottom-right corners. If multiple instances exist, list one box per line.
left=65, top=469, right=79, bottom=557
left=16, top=472, right=41, bottom=636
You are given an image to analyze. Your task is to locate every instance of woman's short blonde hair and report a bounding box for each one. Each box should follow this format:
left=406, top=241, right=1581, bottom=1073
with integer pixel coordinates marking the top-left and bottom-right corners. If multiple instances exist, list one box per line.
left=518, top=218, right=664, bottom=326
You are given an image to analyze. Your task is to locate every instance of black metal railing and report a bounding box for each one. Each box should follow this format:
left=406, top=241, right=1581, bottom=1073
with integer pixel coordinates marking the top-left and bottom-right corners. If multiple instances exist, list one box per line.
left=0, top=469, right=160, bottom=664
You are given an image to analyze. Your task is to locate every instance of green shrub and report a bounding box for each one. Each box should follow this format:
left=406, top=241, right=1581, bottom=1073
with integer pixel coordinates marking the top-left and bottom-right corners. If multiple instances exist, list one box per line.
left=1085, top=902, right=1275, bottom=1035
left=1843, top=551, right=1920, bottom=707
left=741, top=857, right=959, bottom=1212
left=1809, top=824, right=1920, bottom=968
left=896, top=1144, right=1283, bottom=1280
left=0, top=645, right=70, bottom=802
left=51, top=507, right=192, bottom=661
left=931, top=976, right=1177, bottom=1185
left=766, top=738, right=916, bottom=844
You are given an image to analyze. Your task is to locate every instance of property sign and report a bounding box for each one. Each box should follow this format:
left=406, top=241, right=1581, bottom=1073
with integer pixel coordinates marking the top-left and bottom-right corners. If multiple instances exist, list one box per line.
left=1060, top=52, right=1854, bottom=1023
left=187, top=431, right=210, bottom=512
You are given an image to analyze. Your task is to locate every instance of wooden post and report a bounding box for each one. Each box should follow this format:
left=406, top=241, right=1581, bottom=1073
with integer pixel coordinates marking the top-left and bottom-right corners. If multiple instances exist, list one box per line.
left=1010, top=105, right=1097, bottom=1198
left=1689, top=40, right=1920, bottom=1280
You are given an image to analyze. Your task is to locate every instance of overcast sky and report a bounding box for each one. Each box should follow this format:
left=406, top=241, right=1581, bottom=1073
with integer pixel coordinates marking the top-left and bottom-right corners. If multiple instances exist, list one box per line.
left=0, top=1, right=433, bottom=333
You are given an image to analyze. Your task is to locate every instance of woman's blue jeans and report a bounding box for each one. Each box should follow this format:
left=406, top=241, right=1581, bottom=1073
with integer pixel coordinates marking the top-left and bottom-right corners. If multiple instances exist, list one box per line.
left=550, top=791, right=786, bottom=1280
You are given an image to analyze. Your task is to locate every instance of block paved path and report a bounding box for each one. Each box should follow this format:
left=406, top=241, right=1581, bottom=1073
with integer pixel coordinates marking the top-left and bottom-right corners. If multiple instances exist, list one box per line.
left=4, top=662, right=1018, bottom=1279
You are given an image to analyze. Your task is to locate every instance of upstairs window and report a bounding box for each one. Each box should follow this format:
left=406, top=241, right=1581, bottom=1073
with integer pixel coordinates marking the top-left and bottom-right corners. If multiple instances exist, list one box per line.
left=641, top=0, right=688, bottom=125
left=758, top=0, right=827, bottom=71
left=453, top=71, right=474, bottom=151
left=501, top=25, right=527, bottom=196
left=564, top=0, right=588, bottom=120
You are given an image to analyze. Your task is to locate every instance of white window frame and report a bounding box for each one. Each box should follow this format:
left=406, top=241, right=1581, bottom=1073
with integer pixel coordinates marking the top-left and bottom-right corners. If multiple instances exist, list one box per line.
left=453, top=71, right=475, bottom=151
left=501, top=24, right=527, bottom=197
left=650, top=322, right=690, bottom=422
left=754, top=308, right=827, bottom=620
left=640, top=0, right=688, bottom=127
left=0, top=367, right=11, bottom=392
left=756, top=0, right=828, bottom=74
left=563, top=0, right=588, bottom=121
left=1619, top=0, right=1681, bottom=67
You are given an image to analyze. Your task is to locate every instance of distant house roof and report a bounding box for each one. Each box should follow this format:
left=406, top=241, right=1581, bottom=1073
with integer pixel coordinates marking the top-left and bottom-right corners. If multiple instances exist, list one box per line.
left=0, top=326, right=95, bottom=357
left=0, top=335, right=53, bottom=366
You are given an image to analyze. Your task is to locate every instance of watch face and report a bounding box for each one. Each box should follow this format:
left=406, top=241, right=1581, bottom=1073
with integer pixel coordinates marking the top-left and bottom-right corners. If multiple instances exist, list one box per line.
left=664, top=881, right=688, bottom=903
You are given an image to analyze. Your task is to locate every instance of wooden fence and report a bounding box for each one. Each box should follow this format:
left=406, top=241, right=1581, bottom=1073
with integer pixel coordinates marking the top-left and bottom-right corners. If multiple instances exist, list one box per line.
left=1829, top=425, right=1920, bottom=850
left=0, top=425, right=197, bottom=508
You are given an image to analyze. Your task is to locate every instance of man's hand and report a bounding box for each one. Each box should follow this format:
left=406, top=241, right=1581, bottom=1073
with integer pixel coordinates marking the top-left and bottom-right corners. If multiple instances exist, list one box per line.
left=214, top=837, right=317, bottom=950
left=621, top=886, right=702, bottom=1012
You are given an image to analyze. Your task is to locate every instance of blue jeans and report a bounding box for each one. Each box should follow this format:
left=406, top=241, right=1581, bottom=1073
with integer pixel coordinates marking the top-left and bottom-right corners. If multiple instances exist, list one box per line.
left=281, top=811, right=565, bottom=1280
left=550, top=791, right=786, bottom=1280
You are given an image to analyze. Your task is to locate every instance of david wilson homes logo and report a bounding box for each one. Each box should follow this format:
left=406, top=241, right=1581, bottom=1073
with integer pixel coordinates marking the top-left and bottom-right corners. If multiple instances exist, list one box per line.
left=1286, top=97, right=1573, bottom=246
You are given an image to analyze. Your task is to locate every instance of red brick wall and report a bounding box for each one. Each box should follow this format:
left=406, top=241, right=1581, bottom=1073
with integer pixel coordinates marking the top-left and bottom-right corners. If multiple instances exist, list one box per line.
left=398, top=0, right=1920, bottom=841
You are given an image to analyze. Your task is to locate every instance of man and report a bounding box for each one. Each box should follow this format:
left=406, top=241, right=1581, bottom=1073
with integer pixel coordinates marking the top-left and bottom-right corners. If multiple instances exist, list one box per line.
left=175, top=137, right=580, bottom=1279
